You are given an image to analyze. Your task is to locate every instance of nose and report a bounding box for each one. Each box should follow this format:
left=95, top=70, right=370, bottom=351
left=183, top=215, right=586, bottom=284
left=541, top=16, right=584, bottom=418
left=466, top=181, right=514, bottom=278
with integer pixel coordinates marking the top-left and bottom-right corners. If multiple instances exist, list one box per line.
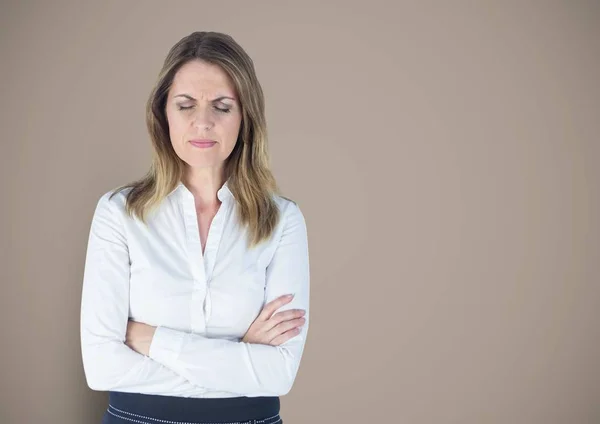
left=192, top=105, right=214, bottom=131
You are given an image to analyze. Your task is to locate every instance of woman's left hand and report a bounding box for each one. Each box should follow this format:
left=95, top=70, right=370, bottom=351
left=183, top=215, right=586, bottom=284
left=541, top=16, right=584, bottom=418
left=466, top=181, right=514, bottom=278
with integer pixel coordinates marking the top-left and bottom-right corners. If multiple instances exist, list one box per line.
left=125, top=319, right=157, bottom=356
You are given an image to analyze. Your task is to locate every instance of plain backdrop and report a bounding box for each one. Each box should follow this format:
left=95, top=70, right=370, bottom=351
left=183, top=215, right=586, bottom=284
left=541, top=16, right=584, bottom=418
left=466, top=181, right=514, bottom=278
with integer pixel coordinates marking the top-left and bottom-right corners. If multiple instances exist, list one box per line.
left=1, top=1, right=598, bottom=423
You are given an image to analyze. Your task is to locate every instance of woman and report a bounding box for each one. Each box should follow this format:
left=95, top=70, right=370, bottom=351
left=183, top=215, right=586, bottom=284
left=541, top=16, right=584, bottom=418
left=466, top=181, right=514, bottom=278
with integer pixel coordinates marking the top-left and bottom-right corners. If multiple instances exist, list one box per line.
left=80, top=31, right=310, bottom=424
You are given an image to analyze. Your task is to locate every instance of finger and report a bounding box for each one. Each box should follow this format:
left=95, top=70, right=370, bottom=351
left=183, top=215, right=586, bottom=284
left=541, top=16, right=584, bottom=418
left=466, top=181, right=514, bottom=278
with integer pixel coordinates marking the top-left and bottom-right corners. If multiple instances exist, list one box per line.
left=266, top=317, right=305, bottom=341
left=261, top=309, right=305, bottom=332
left=263, top=309, right=305, bottom=331
left=258, top=294, right=294, bottom=321
left=272, top=309, right=306, bottom=323
left=270, top=328, right=301, bottom=346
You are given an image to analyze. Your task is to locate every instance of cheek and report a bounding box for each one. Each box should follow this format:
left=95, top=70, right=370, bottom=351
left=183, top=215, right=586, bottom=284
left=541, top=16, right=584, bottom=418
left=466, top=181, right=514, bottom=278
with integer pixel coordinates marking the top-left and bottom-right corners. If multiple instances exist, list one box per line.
left=224, top=122, right=242, bottom=150
left=224, top=116, right=242, bottom=139
left=167, top=116, right=187, bottom=143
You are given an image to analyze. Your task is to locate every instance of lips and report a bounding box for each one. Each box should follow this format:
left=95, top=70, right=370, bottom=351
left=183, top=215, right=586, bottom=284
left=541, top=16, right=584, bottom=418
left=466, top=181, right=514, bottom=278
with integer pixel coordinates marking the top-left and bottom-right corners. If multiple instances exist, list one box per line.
left=189, top=139, right=217, bottom=148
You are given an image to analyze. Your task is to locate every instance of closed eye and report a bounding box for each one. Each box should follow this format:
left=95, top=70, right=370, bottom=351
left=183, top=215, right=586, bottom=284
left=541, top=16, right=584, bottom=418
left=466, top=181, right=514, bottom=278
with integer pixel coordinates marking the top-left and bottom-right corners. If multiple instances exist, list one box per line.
left=177, top=105, right=231, bottom=113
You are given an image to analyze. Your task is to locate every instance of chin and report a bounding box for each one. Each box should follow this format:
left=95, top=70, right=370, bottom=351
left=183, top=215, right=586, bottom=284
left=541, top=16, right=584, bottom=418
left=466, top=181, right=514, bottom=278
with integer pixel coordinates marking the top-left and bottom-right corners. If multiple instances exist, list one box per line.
left=183, top=158, right=225, bottom=169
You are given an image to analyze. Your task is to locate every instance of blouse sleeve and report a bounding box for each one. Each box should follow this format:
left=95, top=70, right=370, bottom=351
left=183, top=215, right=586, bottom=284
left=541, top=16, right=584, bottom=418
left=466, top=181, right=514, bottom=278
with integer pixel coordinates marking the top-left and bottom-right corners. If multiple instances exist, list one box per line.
left=148, top=201, right=311, bottom=397
left=80, top=192, right=217, bottom=396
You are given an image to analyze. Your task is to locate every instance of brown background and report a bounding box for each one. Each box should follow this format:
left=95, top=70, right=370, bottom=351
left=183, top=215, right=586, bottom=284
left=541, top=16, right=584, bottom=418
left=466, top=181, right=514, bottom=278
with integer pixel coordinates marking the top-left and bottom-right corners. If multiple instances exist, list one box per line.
left=1, top=1, right=598, bottom=423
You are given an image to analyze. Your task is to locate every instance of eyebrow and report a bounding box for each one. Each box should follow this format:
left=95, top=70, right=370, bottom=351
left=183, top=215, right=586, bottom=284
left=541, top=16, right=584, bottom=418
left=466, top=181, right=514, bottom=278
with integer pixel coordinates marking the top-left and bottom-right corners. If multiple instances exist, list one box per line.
left=174, top=94, right=236, bottom=102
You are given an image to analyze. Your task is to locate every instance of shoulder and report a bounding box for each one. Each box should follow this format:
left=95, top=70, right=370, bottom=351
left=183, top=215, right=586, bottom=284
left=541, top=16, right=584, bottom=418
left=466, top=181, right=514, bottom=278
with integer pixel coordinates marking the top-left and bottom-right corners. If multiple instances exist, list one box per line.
left=93, top=185, right=134, bottom=218
left=272, top=193, right=301, bottom=213
left=271, top=194, right=307, bottom=229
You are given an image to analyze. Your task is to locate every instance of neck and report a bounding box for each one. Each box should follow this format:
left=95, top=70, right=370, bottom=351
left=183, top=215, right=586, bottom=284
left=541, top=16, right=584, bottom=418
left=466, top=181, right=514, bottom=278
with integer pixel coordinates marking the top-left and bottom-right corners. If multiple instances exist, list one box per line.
left=182, top=166, right=226, bottom=211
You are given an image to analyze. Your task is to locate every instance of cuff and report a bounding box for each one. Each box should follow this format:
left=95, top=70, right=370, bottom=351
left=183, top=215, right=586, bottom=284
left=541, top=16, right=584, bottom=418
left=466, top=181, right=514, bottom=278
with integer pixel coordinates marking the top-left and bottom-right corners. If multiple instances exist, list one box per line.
left=148, top=326, right=186, bottom=367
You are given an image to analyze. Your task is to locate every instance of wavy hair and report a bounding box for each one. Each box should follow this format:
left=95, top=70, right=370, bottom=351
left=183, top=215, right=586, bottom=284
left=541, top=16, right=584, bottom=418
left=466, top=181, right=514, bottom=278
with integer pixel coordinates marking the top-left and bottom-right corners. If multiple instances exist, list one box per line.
left=110, top=31, right=284, bottom=248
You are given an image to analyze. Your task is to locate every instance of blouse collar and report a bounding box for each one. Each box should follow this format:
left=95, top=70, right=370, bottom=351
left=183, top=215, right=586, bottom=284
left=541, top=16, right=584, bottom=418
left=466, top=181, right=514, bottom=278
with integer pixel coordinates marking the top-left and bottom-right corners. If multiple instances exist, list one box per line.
left=168, top=178, right=234, bottom=201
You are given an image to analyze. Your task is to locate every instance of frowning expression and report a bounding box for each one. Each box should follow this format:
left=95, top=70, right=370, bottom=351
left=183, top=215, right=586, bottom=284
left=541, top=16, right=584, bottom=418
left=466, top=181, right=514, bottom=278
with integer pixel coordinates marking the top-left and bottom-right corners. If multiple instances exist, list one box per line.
left=166, top=60, right=242, bottom=170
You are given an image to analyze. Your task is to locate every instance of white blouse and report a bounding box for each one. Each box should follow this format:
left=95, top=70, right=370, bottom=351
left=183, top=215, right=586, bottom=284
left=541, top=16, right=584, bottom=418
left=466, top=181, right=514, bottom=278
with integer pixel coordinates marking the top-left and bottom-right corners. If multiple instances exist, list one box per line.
left=79, top=180, right=310, bottom=398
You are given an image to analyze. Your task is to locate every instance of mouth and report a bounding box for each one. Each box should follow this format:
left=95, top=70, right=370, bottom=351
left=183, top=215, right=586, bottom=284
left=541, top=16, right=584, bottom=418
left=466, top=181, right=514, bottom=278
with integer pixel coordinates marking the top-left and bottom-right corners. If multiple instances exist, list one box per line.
left=189, top=139, right=217, bottom=148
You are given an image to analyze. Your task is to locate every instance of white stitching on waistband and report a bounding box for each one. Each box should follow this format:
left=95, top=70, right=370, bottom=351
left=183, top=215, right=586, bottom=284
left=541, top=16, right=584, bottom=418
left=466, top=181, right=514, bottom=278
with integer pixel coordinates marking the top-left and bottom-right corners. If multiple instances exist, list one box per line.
left=107, top=404, right=281, bottom=424
left=107, top=408, right=151, bottom=424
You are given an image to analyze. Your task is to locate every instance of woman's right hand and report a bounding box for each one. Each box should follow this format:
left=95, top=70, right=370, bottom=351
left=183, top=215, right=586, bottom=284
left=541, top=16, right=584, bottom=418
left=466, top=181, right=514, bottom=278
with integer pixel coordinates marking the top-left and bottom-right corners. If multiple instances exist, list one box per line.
left=242, top=294, right=306, bottom=346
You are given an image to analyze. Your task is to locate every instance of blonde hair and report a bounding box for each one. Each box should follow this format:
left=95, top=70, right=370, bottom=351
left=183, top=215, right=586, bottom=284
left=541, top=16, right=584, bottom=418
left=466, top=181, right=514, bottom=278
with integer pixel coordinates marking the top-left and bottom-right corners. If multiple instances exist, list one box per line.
left=110, top=31, right=284, bottom=248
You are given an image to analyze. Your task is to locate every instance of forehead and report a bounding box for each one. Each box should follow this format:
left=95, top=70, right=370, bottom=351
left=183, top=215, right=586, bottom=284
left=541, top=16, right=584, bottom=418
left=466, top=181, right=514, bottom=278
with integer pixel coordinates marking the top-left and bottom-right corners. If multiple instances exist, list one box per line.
left=170, top=60, right=236, bottom=97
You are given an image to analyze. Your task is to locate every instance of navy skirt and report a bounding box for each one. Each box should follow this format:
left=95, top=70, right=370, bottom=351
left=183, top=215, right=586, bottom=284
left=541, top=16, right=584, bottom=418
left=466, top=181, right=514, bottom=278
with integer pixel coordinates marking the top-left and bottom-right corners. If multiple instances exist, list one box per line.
left=101, top=391, right=282, bottom=424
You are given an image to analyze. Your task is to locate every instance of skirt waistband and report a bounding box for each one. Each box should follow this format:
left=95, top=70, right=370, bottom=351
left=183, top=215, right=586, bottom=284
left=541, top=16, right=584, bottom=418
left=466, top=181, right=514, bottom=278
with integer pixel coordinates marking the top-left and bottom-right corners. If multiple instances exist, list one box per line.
left=106, top=391, right=281, bottom=424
